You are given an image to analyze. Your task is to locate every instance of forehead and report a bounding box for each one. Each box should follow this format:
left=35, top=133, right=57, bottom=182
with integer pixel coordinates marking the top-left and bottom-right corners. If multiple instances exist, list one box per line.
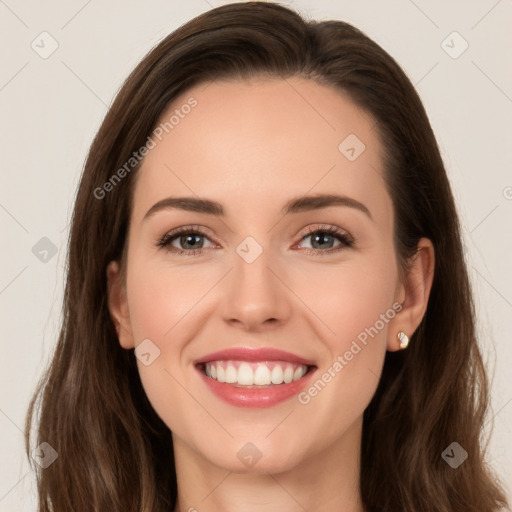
left=131, top=76, right=390, bottom=223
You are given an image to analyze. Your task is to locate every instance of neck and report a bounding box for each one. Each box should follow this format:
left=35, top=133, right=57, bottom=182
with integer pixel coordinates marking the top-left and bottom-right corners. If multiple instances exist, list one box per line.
left=172, top=416, right=365, bottom=512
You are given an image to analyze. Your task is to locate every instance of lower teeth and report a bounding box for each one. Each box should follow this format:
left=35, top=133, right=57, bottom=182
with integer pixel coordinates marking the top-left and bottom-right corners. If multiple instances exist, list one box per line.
left=223, top=380, right=285, bottom=387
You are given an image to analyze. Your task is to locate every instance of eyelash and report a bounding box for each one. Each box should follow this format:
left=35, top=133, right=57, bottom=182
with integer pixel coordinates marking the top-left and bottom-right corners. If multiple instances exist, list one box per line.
left=156, top=224, right=354, bottom=257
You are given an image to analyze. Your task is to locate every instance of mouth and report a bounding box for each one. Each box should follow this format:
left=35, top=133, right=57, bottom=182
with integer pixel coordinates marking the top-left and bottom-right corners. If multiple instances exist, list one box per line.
left=194, top=347, right=318, bottom=408
left=197, top=360, right=315, bottom=387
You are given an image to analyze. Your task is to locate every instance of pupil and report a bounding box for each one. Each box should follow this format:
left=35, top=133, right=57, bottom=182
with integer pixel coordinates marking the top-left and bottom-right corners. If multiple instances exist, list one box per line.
left=182, top=234, right=202, bottom=249
left=312, top=233, right=332, bottom=249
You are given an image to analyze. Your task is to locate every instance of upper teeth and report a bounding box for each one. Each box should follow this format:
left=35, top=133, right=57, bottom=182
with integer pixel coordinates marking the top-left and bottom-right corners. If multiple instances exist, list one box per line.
left=204, top=360, right=308, bottom=386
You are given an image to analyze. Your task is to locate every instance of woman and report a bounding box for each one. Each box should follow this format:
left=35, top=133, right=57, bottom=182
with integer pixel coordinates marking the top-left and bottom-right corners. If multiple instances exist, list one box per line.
left=24, top=2, right=510, bottom=511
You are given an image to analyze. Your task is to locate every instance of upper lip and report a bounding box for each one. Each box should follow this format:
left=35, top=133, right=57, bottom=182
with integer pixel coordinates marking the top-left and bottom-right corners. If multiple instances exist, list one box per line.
left=194, top=347, right=317, bottom=367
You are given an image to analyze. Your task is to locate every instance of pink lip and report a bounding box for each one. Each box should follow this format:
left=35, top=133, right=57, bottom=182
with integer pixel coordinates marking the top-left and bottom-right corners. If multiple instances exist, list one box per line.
left=194, top=347, right=317, bottom=408
left=194, top=347, right=316, bottom=366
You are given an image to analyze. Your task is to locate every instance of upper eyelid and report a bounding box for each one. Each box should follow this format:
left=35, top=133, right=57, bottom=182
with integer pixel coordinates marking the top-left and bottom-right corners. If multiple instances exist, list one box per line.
left=159, top=224, right=352, bottom=247
left=161, top=224, right=348, bottom=237
left=160, top=225, right=216, bottom=242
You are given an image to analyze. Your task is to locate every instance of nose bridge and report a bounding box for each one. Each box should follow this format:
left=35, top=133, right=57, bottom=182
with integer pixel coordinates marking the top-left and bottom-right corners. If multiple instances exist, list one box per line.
left=220, top=234, right=291, bottom=329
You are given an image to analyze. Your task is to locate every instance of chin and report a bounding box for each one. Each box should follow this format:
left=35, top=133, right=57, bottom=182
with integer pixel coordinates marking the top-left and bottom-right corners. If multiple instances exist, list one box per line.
left=200, top=437, right=307, bottom=475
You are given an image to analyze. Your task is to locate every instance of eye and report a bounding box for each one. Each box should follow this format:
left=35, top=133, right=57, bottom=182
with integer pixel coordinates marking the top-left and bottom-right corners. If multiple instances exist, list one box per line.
left=295, top=225, right=354, bottom=255
left=156, top=224, right=354, bottom=257
left=156, top=225, right=216, bottom=256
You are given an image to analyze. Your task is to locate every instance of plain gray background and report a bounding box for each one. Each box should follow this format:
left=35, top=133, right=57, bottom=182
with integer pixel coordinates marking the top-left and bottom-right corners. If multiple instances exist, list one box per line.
left=1, top=0, right=511, bottom=509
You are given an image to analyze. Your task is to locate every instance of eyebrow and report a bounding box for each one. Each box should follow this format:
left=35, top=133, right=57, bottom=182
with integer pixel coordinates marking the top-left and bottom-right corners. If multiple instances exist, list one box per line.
left=143, top=193, right=372, bottom=221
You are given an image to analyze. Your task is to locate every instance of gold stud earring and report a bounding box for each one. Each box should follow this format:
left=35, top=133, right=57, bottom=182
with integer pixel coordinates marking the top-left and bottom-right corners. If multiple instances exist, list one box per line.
left=397, top=331, right=409, bottom=350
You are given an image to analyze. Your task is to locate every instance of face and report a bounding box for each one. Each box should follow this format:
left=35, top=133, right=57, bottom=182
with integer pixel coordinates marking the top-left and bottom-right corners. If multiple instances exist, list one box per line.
left=107, top=76, right=432, bottom=475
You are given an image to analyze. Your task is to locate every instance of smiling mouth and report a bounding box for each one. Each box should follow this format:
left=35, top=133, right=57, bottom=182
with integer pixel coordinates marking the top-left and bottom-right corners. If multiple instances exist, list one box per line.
left=197, top=360, right=316, bottom=387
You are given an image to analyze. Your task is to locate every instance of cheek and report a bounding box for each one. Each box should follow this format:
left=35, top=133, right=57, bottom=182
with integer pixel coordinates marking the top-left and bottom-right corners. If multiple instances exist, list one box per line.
left=293, top=249, right=399, bottom=353
left=123, top=256, right=217, bottom=435
left=290, top=252, right=397, bottom=430
left=126, top=259, right=206, bottom=342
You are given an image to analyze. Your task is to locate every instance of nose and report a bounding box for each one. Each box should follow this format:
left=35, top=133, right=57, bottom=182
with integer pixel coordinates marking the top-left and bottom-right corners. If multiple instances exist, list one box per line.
left=219, top=243, right=292, bottom=332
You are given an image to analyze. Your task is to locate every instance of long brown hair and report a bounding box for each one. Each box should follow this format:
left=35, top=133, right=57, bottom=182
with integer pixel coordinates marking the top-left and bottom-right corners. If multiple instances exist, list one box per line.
left=25, top=2, right=509, bottom=511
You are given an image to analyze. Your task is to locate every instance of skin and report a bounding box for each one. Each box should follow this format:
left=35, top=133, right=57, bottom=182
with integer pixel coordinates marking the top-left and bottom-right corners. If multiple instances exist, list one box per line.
left=107, top=76, right=435, bottom=512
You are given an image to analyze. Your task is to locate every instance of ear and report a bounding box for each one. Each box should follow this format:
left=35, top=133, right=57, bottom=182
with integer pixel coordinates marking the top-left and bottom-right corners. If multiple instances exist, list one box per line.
left=387, top=237, right=435, bottom=352
left=106, top=260, right=135, bottom=350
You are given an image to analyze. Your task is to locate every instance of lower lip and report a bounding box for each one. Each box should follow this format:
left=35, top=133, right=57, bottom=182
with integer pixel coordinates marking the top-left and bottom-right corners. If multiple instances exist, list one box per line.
left=196, top=365, right=317, bottom=408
